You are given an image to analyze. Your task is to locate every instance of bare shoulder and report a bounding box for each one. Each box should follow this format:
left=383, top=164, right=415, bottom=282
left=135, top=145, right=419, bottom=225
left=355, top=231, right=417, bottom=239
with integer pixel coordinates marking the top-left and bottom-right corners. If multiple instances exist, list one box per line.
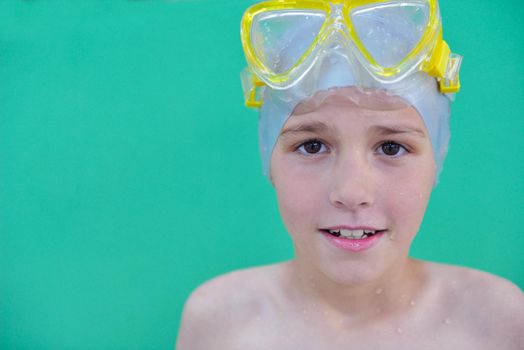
left=424, top=261, right=524, bottom=348
left=425, top=261, right=524, bottom=307
left=176, top=263, right=285, bottom=350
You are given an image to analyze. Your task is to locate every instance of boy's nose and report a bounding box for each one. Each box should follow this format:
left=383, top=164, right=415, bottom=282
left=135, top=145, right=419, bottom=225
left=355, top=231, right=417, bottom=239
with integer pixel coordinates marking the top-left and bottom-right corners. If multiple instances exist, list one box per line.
left=328, top=152, right=375, bottom=212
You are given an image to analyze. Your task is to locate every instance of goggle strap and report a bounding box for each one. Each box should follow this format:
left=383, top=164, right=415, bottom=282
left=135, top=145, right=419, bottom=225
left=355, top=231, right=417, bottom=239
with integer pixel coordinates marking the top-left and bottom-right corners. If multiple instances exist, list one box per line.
left=425, top=39, right=450, bottom=79
left=424, top=39, right=462, bottom=93
left=439, top=52, right=462, bottom=93
left=241, top=68, right=266, bottom=108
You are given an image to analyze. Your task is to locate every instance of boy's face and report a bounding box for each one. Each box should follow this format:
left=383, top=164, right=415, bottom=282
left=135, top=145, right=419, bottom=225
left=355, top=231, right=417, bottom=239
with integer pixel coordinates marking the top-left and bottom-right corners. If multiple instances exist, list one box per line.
left=270, top=88, right=435, bottom=285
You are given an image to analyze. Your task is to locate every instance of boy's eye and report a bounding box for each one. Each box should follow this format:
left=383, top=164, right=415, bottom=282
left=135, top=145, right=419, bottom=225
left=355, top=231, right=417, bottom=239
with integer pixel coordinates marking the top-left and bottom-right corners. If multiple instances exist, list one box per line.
left=297, top=140, right=327, bottom=155
left=378, top=141, right=407, bottom=157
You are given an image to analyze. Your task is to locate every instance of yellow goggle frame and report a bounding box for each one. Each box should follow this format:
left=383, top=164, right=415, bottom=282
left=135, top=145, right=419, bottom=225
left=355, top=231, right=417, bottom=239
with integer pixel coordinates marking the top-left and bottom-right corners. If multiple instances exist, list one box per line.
left=241, top=0, right=461, bottom=107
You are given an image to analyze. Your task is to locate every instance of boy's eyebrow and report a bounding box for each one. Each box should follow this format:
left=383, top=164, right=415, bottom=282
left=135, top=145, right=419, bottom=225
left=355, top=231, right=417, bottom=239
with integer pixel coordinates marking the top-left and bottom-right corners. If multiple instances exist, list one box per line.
left=280, top=121, right=331, bottom=136
left=280, top=122, right=426, bottom=138
left=370, top=125, right=427, bottom=138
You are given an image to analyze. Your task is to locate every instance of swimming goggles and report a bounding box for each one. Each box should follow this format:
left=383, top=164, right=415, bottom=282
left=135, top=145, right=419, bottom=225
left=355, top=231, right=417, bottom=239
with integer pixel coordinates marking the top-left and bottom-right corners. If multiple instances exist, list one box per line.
left=240, top=0, right=462, bottom=107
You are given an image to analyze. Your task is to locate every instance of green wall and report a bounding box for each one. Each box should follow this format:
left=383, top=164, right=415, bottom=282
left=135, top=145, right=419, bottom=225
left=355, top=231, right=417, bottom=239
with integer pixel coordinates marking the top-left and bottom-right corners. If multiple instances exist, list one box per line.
left=1, top=1, right=522, bottom=349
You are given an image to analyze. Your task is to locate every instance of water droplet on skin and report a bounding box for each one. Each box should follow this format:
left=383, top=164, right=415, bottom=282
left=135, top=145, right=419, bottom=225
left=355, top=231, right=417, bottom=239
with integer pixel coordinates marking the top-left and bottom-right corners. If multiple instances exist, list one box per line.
left=375, top=288, right=383, bottom=295
left=444, top=317, right=452, bottom=325
left=396, top=327, right=403, bottom=334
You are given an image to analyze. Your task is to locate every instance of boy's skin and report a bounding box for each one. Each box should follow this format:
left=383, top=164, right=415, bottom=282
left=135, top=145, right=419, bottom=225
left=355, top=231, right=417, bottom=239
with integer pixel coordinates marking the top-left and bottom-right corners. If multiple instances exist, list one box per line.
left=177, top=261, right=523, bottom=349
left=176, top=89, right=524, bottom=349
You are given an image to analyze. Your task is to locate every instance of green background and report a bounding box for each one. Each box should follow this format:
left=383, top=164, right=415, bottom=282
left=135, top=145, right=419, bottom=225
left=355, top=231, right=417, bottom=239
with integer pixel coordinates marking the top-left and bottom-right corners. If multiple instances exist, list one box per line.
left=1, top=1, right=522, bottom=349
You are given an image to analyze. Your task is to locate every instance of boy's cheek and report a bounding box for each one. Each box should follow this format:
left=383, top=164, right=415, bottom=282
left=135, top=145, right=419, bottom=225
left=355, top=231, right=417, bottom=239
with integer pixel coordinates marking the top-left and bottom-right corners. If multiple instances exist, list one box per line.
left=388, top=189, right=432, bottom=236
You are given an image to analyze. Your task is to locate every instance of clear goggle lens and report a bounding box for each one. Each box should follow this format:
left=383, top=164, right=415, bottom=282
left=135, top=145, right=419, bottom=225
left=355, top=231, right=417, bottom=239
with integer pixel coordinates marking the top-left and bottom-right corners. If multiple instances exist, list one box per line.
left=251, top=10, right=326, bottom=74
left=351, top=2, right=430, bottom=68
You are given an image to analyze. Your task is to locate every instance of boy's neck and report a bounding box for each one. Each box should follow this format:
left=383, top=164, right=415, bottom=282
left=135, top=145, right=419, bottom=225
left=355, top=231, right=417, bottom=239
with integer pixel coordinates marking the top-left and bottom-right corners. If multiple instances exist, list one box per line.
left=283, top=257, right=427, bottom=325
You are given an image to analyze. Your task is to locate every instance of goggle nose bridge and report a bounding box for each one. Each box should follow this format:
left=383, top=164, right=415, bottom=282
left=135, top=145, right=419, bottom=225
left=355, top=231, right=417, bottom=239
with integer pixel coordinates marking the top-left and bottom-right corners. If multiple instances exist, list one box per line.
left=316, top=32, right=358, bottom=61
left=329, top=3, right=346, bottom=28
left=316, top=3, right=369, bottom=62
left=313, top=13, right=362, bottom=69
left=327, top=3, right=351, bottom=36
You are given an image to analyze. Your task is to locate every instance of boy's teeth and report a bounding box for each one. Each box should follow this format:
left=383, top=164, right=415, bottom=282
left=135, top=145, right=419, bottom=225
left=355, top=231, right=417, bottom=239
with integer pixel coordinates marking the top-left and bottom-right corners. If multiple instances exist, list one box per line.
left=328, top=229, right=377, bottom=239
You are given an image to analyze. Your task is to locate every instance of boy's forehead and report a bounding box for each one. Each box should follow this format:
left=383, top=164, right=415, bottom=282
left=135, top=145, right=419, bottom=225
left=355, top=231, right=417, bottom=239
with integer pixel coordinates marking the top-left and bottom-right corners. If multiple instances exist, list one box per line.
left=292, top=87, right=412, bottom=116
left=283, top=87, right=427, bottom=134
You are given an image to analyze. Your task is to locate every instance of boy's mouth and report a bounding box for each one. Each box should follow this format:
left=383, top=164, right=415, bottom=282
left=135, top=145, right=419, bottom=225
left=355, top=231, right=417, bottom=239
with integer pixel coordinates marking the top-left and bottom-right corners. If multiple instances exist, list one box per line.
left=320, top=228, right=387, bottom=240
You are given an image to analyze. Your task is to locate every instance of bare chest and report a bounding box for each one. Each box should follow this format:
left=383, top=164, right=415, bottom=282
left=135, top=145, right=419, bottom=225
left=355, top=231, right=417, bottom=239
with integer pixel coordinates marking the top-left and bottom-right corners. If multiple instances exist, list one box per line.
left=226, top=311, right=500, bottom=350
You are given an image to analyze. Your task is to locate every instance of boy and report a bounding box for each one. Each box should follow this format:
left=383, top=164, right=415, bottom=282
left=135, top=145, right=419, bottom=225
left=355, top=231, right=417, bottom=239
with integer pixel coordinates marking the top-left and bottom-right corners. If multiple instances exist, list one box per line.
left=177, top=1, right=524, bottom=348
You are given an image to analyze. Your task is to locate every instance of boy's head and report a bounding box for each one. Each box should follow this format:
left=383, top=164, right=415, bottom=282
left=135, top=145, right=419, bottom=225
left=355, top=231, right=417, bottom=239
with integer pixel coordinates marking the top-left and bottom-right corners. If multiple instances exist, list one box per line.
left=239, top=0, right=462, bottom=285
